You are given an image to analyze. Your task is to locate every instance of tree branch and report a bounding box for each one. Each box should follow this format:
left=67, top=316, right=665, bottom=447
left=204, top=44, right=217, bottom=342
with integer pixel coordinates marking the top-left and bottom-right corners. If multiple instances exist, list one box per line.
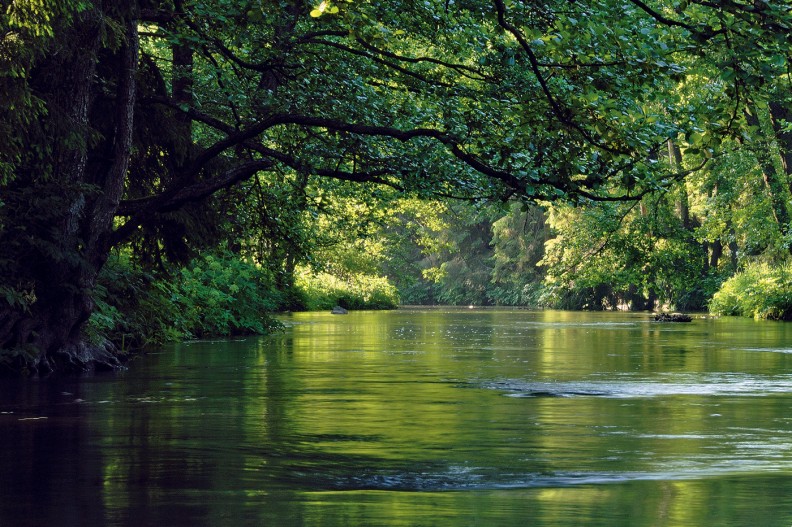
left=111, top=159, right=273, bottom=246
left=491, top=0, right=631, bottom=156
left=626, top=0, right=699, bottom=32
left=306, top=38, right=457, bottom=89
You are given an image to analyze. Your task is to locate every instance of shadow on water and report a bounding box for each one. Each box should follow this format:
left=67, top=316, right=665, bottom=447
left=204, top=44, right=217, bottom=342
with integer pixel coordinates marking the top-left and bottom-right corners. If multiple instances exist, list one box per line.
left=0, top=379, right=108, bottom=527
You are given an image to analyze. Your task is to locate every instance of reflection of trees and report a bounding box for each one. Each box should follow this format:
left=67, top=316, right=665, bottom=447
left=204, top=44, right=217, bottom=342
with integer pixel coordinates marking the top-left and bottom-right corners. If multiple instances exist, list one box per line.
left=0, top=381, right=106, bottom=526
left=523, top=312, right=792, bottom=525
left=94, top=341, right=306, bottom=525
left=4, top=311, right=792, bottom=525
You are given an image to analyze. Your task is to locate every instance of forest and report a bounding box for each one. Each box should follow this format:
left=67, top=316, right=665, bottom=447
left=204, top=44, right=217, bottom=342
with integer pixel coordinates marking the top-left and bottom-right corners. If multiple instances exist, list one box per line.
left=0, top=0, right=791, bottom=374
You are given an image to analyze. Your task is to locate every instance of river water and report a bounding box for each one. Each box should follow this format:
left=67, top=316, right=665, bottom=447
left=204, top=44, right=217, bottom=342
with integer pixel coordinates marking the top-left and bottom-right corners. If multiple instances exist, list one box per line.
left=3, top=309, right=792, bottom=526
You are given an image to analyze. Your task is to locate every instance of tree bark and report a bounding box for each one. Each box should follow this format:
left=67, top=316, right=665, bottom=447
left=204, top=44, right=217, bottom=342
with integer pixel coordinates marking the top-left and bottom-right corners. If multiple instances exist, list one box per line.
left=745, top=102, right=792, bottom=245
left=0, top=8, right=139, bottom=374
left=769, top=100, right=792, bottom=178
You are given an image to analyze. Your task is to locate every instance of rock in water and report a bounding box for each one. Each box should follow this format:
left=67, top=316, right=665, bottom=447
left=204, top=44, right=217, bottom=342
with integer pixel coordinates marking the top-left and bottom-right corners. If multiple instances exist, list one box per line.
left=331, top=306, right=349, bottom=315
left=653, top=312, right=692, bottom=322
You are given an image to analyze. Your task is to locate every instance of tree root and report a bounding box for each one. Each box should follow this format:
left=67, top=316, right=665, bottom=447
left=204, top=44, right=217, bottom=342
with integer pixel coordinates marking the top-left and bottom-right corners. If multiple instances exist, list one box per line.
left=46, top=339, right=126, bottom=374
left=0, top=339, right=127, bottom=377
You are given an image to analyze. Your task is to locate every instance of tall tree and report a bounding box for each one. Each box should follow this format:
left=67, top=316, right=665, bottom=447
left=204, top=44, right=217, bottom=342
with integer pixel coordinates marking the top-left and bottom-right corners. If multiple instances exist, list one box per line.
left=1, top=2, right=140, bottom=371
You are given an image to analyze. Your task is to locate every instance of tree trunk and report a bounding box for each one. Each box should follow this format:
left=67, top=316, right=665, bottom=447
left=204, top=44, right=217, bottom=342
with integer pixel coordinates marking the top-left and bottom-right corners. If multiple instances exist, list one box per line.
left=769, top=100, right=792, bottom=178
left=709, top=239, right=723, bottom=270
left=728, top=230, right=739, bottom=271
left=0, top=8, right=139, bottom=374
left=745, top=102, right=792, bottom=245
left=172, top=42, right=194, bottom=169
left=667, top=140, right=692, bottom=230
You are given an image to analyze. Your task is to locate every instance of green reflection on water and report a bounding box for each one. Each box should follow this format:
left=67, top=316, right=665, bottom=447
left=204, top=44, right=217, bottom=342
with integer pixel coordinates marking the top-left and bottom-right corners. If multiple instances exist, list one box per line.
left=3, top=309, right=792, bottom=526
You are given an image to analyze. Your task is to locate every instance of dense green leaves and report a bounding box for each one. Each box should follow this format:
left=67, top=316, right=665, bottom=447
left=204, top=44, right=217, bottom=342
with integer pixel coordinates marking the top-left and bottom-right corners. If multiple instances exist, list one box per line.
left=711, top=261, right=792, bottom=320
left=88, top=251, right=282, bottom=347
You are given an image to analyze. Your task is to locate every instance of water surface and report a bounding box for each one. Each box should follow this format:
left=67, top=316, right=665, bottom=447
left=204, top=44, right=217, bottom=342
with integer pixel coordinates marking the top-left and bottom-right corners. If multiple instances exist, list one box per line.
left=3, top=309, right=792, bottom=526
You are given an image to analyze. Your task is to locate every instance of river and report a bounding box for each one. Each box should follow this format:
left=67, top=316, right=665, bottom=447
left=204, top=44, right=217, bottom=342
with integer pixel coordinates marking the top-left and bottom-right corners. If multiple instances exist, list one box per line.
left=2, top=309, right=792, bottom=526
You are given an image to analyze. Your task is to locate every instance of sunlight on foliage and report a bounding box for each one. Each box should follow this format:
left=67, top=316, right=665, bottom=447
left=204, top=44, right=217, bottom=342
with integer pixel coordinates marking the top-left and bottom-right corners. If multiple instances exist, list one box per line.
left=710, top=261, right=792, bottom=320
left=295, top=266, right=399, bottom=311
left=310, top=0, right=339, bottom=18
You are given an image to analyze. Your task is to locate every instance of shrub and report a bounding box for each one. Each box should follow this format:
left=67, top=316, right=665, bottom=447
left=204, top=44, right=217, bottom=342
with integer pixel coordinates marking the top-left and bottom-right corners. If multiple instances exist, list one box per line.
left=87, top=251, right=282, bottom=349
left=710, top=260, right=792, bottom=320
left=86, top=254, right=175, bottom=349
left=295, top=268, right=399, bottom=311
left=168, top=252, right=283, bottom=337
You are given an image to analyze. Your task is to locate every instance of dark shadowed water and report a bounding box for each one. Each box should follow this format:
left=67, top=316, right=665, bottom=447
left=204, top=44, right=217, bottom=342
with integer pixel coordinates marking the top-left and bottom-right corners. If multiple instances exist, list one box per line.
left=3, top=309, right=792, bottom=526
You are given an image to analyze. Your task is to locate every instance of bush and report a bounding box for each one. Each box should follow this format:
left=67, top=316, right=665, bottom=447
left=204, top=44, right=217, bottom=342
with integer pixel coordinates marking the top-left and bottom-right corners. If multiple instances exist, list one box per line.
left=86, top=254, right=176, bottom=349
left=87, top=251, right=283, bottom=349
left=169, top=252, right=283, bottom=337
left=710, top=260, right=792, bottom=320
left=295, top=268, right=399, bottom=311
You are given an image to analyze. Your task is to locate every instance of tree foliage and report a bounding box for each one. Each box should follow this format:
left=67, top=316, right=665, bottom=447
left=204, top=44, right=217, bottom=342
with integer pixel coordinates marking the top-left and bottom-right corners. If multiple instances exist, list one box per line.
left=0, top=0, right=791, bottom=373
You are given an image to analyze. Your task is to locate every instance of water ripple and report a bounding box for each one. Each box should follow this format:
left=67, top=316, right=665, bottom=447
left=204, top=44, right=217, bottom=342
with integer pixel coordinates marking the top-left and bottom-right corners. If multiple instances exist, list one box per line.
left=486, top=375, right=792, bottom=398
left=300, top=466, right=791, bottom=491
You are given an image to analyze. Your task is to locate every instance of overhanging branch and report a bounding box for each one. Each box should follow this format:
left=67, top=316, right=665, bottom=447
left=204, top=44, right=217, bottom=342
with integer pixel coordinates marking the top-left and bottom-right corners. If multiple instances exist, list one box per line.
left=111, top=159, right=273, bottom=246
left=491, top=0, right=631, bottom=156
